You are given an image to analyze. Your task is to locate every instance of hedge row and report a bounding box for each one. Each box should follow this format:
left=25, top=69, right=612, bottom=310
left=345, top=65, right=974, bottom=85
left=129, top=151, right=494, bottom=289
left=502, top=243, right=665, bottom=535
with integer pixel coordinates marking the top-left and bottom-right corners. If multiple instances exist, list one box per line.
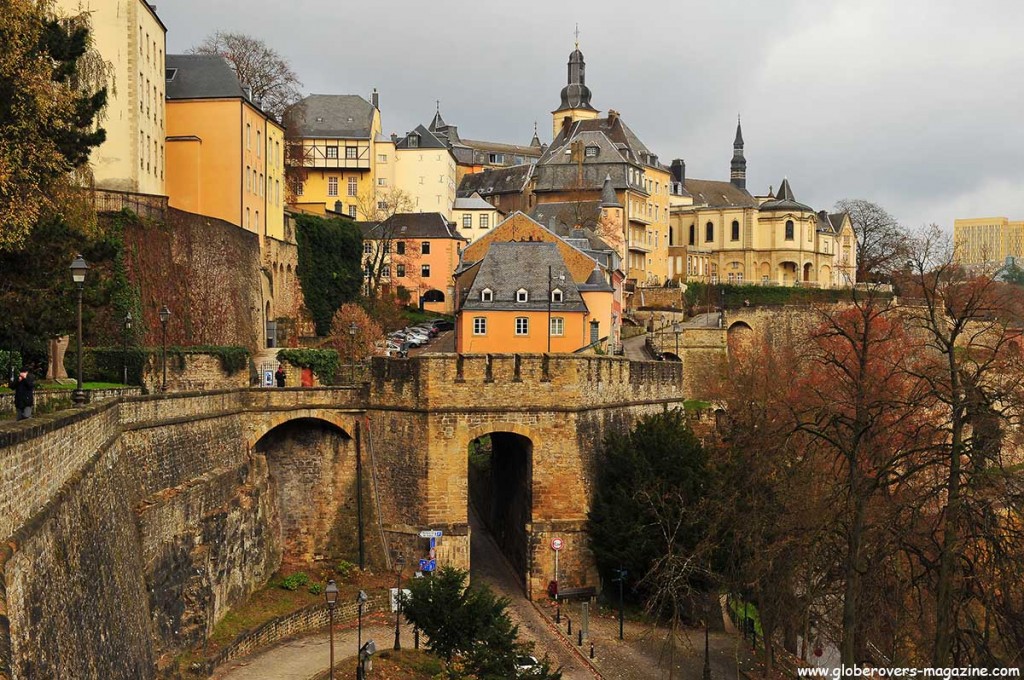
left=684, top=283, right=892, bottom=310
left=64, top=345, right=250, bottom=385
left=276, top=348, right=339, bottom=386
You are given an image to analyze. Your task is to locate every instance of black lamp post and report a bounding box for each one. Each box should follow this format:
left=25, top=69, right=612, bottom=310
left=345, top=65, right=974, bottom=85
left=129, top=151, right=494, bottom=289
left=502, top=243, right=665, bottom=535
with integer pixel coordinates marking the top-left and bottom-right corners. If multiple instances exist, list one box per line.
left=324, top=579, right=339, bottom=680
left=393, top=554, right=406, bottom=650
left=70, top=255, right=89, bottom=405
left=159, top=305, right=170, bottom=391
left=123, top=311, right=133, bottom=385
left=613, top=567, right=627, bottom=640
left=348, top=321, right=358, bottom=384
left=356, top=590, right=368, bottom=680
left=547, top=265, right=565, bottom=353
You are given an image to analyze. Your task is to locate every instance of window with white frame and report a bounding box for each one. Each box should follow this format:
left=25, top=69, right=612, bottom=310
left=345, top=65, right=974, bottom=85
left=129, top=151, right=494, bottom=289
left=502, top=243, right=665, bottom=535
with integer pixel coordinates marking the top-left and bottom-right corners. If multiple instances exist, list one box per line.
left=328, top=177, right=338, bottom=196
left=381, top=265, right=390, bottom=277
left=349, top=206, right=357, bottom=218
left=377, top=178, right=387, bottom=186
left=515, top=317, right=529, bottom=335
left=463, top=214, right=472, bottom=229
left=480, top=214, right=489, bottom=229
left=326, top=146, right=338, bottom=159
left=473, top=317, right=487, bottom=335
left=347, top=177, right=358, bottom=197
left=516, top=288, right=528, bottom=302
left=481, top=288, right=493, bottom=302
left=550, top=317, right=564, bottom=336
left=346, top=147, right=358, bottom=159
left=377, top=153, right=388, bottom=163
left=551, top=289, right=563, bottom=302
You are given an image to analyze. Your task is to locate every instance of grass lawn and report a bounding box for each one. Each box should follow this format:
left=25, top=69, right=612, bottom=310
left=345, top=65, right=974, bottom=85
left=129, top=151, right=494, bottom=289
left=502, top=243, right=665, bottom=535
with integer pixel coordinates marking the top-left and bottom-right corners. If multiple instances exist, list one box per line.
left=683, top=399, right=712, bottom=411
left=728, top=595, right=764, bottom=643
left=0, top=381, right=127, bottom=393
left=319, top=649, right=442, bottom=680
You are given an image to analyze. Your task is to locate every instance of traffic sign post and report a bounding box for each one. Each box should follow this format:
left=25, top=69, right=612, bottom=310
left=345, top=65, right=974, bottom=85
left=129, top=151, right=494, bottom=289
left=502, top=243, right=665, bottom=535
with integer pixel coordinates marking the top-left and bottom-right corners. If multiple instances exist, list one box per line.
left=550, top=537, right=563, bottom=602
left=418, top=530, right=443, bottom=539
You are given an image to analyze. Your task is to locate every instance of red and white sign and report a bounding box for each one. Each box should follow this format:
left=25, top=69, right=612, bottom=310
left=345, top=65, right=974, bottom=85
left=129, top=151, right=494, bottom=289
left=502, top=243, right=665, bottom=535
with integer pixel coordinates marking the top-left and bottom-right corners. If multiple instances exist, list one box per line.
left=550, top=538, right=564, bottom=551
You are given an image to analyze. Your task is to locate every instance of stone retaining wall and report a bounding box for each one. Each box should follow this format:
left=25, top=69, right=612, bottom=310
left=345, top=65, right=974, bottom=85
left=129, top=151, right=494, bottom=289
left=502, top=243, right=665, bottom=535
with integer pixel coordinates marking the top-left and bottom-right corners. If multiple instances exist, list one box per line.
left=0, top=387, right=141, bottom=418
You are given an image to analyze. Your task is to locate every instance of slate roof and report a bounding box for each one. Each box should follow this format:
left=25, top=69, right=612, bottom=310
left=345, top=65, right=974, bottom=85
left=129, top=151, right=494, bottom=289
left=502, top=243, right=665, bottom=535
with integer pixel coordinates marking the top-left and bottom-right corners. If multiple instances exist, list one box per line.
left=578, top=265, right=614, bottom=292
left=396, top=124, right=449, bottom=150
left=816, top=211, right=851, bottom=235
left=286, top=95, right=375, bottom=139
left=460, top=139, right=543, bottom=157
left=529, top=201, right=602, bottom=231
left=457, top=165, right=533, bottom=197
left=682, top=178, right=758, bottom=209
left=361, top=213, right=463, bottom=240
left=759, top=178, right=814, bottom=213
left=165, top=54, right=245, bottom=100
left=453, top=193, right=496, bottom=210
left=463, top=242, right=588, bottom=312
left=541, top=116, right=663, bottom=170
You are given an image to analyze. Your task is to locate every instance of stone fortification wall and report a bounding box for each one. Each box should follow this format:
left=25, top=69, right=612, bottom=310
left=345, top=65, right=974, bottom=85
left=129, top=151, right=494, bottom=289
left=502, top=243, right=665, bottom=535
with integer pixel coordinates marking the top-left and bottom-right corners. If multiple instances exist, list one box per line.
left=0, top=386, right=142, bottom=417
left=140, top=353, right=249, bottom=393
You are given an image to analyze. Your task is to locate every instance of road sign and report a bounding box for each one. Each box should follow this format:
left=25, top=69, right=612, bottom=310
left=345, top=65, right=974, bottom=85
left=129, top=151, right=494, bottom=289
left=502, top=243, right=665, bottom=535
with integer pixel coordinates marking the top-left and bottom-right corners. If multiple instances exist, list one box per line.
left=551, top=538, right=564, bottom=551
left=418, top=530, right=443, bottom=538
left=262, top=370, right=273, bottom=387
left=418, top=558, right=436, bottom=572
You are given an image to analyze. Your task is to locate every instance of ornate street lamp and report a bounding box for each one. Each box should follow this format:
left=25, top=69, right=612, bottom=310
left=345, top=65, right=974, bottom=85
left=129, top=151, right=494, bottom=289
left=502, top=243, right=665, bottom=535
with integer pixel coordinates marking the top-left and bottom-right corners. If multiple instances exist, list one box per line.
left=356, top=590, right=368, bottom=680
left=393, top=554, right=406, bottom=650
left=324, top=579, right=339, bottom=680
left=673, top=322, right=682, bottom=359
left=348, top=322, right=358, bottom=384
left=70, top=255, right=89, bottom=405
left=158, top=305, right=170, bottom=391
left=123, top=311, right=133, bottom=385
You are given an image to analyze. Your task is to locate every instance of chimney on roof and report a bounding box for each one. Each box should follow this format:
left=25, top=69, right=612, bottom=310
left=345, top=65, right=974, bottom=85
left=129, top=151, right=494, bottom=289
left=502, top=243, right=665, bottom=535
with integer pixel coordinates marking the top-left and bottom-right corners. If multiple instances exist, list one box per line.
left=390, top=133, right=398, bottom=143
left=670, top=159, right=686, bottom=184
left=608, top=109, right=619, bottom=124
left=244, top=86, right=253, bottom=101
left=561, top=116, right=572, bottom=137
left=371, top=88, right=379, bottom=109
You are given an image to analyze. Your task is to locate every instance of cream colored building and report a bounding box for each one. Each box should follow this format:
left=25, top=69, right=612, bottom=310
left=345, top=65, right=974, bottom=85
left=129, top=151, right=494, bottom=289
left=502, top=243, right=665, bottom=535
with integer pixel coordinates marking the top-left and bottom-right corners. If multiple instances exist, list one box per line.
left=393, top=125, right=458, bottom=217
left=54, top=0, right=166, bottom=195
left=452, top=192, right=502, bottom=243
left=953, top=217, right=1024, bottom=266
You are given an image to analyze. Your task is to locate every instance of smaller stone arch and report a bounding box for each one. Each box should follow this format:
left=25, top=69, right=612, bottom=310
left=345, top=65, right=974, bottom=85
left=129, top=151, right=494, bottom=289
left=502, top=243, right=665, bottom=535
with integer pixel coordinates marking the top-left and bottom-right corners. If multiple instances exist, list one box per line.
left=727, top=321, right=754, bottom=355
left=422, top=289, right=445, bottom=303
left=247, top=408, right=357, bottom=450
left=803, top=262, right=814, bottom=282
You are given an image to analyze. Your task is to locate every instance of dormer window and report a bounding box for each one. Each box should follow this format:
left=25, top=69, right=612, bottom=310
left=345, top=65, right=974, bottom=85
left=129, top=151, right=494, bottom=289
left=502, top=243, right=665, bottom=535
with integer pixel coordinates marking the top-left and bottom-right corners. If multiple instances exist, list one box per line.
left=551, top=289, right=563, bottom=302
left=516, top=288, right=529, bottom=303
left=408, top=135, right=419, bottom=148
left=585, top=146, right=599, bottom=158
left=481, top=288, right=493, bottom=302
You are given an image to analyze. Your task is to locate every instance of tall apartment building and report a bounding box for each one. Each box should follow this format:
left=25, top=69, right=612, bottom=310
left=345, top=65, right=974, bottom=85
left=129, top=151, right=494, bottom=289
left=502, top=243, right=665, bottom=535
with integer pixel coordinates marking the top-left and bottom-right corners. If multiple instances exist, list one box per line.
left=53, top=0, right=167, bottom=195
left=953, top=217, right=1024, bottom=266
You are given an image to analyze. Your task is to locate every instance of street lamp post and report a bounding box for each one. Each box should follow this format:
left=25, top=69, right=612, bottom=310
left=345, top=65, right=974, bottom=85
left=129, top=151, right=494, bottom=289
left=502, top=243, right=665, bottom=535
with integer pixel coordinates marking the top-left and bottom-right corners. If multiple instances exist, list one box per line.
left=547, top=265, right=565, bottom=353
left=324, top=579, right=339, bottom=680
left=70, top=255, right=89, bottom=405
left=159, top=305, right=170, bottom=391
left=613, top=567, right=627, bottom=640
left=393, top=554, right=406, bottom=650
left=356, top=589, right=367, bottom=680
left=123, top=311, right=133, bottom=385
left=348, top=321, right=358, bottom=384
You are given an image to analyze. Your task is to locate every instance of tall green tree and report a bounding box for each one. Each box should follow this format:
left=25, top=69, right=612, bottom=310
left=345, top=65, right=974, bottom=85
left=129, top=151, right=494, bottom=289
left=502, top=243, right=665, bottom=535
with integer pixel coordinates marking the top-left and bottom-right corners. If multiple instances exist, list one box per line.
left=293, top=213, right=363, bottom=335
left=0, top=0, right=106, bottom=249
left=588, top=409, right=710, bottom=607
left=400, top=566, right=560, bottom=679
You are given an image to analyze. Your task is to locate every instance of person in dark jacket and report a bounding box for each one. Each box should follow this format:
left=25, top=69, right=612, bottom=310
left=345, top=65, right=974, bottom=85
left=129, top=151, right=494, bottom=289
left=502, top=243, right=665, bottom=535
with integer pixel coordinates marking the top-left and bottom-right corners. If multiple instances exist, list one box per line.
left=274, top=365, right=286, bottom=388
left=9, top=367, right=35, bottom=420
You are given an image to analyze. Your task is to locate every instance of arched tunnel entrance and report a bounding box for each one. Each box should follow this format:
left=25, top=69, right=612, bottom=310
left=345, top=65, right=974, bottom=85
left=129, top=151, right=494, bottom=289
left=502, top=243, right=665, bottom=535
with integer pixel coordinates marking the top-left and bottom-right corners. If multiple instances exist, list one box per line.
left=467, top=432, right=533, bottom=589
left=254, top=418, right=361, bottom=567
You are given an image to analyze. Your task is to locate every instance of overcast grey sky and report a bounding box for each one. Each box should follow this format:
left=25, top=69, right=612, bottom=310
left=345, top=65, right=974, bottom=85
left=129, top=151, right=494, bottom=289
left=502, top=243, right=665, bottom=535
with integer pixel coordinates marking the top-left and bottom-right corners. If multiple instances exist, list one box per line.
left=159, top=0, right=1023, bottom=229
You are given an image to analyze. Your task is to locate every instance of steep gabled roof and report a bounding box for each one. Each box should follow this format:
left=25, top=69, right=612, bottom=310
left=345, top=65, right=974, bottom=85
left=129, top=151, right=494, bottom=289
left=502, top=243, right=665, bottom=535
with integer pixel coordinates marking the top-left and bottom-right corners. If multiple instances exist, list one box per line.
left=759, top=178, right=814, bottom=213
left=453, top=193, right=496, bottom=211
left=462, top=242, right=588, bottom=312
left=361, top=213, right=463, bottom=240
left=166, top=54, right=246, bottom=100
left=285, top=94, right=375, bottom=139
left=541, top=115, right=663, bottom=170
left=395, top=124, right=448, bottom=150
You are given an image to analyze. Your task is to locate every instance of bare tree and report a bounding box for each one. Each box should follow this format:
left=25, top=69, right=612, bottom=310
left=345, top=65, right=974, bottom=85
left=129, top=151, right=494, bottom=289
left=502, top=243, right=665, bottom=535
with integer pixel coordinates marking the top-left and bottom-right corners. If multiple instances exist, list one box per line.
left=192, top=31, right=301, bottom=120
left=357, top=188, right=418, bottom=299
left=834, top=199, right=909, bottom=283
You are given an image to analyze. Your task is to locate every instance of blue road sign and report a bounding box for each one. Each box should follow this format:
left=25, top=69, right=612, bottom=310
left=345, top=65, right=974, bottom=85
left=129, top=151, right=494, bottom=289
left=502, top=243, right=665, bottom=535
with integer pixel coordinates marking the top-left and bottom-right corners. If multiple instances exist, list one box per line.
left=419, top=559, right=436, bottom=572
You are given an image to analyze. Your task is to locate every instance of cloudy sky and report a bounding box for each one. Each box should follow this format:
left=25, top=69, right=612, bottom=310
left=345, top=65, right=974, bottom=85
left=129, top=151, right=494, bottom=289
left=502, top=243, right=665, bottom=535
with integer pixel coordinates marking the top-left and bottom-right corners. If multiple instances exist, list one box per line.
left=158, top=0, right=1024, bottom=229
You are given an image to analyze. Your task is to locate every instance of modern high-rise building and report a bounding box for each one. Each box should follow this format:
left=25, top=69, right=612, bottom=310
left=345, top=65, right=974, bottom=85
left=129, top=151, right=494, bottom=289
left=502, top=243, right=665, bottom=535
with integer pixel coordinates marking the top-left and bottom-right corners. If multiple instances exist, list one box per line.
left=953, top=217, right=1024, bottom=266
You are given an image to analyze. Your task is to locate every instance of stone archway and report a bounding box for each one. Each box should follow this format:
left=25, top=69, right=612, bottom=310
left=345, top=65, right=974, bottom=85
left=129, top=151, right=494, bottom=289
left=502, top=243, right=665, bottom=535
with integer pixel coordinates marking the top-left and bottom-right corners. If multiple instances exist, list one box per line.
left=253, top=417, right=359, bottom=566
left=727, top=321, right=754, bottom=356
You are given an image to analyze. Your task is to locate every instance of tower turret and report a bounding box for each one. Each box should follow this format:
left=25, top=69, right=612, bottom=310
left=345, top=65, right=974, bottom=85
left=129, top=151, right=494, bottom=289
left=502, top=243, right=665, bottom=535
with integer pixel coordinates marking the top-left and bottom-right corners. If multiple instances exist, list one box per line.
left=551, top=30, right=600, bottom=139
left=731, top=115, right=746, bottom=189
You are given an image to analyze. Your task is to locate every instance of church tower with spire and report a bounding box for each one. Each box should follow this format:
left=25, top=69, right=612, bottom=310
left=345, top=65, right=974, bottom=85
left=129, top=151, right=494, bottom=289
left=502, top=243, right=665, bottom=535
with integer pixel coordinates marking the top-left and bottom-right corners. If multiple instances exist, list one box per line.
left=731, top=116, right=747, bottom=189
left=551, top=28, right=600, bottom=140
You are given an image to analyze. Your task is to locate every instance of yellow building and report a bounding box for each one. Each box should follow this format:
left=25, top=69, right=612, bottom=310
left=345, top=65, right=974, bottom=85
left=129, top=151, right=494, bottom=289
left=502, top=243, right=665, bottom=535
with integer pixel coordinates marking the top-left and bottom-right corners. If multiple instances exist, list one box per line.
left=164, top=55, right=284, bottom=239
left=456, top=212, right=618, bottom=353
left=452, top=192, right=502, bottom=243
left=53, top=0, right=166, bottom=195
left=284, top=93, right=394, bottom=220
left=393, top=125, right=458, bottom=217
left=954, top=217, right=1024, bottom=266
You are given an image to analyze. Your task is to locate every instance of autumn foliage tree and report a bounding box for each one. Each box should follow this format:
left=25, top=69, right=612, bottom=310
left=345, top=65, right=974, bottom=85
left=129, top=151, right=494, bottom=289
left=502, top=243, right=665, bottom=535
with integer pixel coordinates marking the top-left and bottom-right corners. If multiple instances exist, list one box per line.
left=328, top=302, right=382, bottom=362
left=0, top=0, right=107, bottom=249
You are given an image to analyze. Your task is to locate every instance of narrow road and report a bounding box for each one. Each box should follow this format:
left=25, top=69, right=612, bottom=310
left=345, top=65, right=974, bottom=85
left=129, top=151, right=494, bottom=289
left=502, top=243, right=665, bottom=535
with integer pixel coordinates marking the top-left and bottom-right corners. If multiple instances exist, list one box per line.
left=469, top=508, right=595, bottom=679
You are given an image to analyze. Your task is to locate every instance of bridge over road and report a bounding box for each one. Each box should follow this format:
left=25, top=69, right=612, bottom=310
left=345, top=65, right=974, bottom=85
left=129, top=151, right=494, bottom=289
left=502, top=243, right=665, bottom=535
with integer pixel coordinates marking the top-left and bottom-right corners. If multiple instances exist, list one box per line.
left=0, top=354, right=683, bottom=680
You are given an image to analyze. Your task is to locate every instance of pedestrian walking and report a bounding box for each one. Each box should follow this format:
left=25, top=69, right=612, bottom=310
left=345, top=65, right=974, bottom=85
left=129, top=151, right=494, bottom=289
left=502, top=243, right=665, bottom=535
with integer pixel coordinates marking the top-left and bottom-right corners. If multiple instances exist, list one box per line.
left=9, top=367, right=35, bottom=421
left=274, top=365, right=286, bottom=388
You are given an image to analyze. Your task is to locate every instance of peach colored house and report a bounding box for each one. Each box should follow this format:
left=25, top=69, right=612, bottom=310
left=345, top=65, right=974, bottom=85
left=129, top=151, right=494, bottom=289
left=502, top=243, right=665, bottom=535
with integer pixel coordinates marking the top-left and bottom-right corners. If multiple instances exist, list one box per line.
left=361, top=213, right=465, bottom=314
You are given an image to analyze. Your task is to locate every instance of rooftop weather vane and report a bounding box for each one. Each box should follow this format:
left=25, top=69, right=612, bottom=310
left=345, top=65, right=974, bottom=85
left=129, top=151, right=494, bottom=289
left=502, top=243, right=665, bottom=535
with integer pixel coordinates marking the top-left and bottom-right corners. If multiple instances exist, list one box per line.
left=574, top=23, right=580, bottom=49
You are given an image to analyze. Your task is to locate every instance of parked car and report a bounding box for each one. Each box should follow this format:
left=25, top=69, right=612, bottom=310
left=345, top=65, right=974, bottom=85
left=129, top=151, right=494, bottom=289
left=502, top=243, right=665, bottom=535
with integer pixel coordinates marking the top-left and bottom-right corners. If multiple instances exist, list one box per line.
left=515, top=656, right=541, bottom=675
left=431, top=320, right=454, bottom=331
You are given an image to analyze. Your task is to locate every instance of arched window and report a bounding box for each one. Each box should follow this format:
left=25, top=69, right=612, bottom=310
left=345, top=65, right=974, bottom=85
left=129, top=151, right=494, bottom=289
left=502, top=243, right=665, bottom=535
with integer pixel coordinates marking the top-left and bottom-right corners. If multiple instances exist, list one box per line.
left=689, top=224, right=695, bottom=246
left=731, top=220, right=740, bottom=241
left=785, top=220, right=794, bottom=240
left=705, top=221, right=714, bottom=242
